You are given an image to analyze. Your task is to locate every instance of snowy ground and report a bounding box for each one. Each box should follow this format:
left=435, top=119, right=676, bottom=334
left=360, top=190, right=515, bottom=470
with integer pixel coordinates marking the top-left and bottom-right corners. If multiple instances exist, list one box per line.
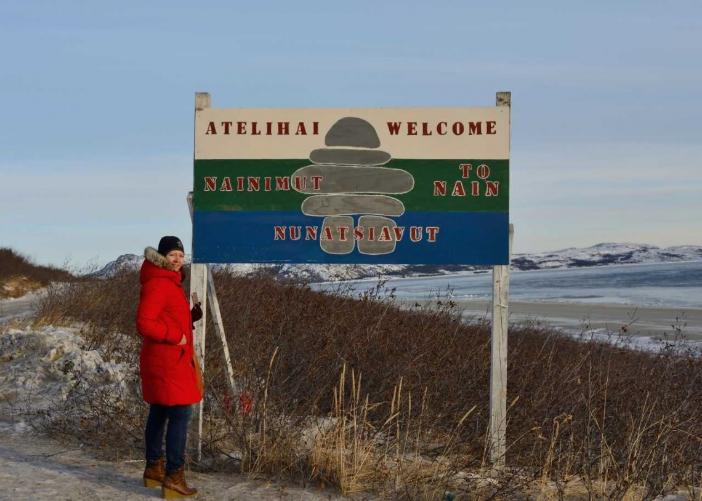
left=0, top=289, right=44, bottom=323
left=0, top=295, right=347, bottom=500
left=1, top=290, right=698, bottom=499
left=0, top=429, right=345, bottom=500
left=0, top=324, right=131, bottom=422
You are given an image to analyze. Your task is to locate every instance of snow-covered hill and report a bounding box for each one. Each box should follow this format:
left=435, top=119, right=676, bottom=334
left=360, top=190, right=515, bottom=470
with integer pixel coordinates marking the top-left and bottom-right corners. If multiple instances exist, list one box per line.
left=511, top=243, right=702, bottom=271
left=90, top=253, right=145, bottom=279
left=94, top=243, right=702, bottom=282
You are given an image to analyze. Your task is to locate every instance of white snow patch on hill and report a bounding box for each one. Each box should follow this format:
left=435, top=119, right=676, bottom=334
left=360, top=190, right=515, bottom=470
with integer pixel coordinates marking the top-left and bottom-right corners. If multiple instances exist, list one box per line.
left=90, top=253, right=147, bottom=278
left=94, top=243, right=702, bottom=282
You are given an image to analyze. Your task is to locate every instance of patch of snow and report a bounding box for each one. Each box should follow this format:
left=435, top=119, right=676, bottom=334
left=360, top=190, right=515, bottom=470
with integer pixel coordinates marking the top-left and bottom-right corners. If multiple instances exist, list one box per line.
left=90, top=253, right=145, bottom=278
left=0, top=289, right=45, bottom=323
left=0, top=429, right=347, bottom=500
left=0, top=325, right=132, bottom=428
left=514, top=243, right=702, bottom=271
left=557, top=326, right=702, bottom=357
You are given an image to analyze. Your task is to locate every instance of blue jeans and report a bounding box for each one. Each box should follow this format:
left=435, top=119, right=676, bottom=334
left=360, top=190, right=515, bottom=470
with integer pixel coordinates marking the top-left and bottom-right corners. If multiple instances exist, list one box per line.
left=144, top=404, right=192, bottom=473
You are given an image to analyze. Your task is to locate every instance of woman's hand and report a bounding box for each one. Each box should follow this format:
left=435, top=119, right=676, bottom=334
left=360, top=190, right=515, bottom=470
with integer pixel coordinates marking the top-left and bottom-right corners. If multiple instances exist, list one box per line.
left=191, top=302, right=203, bottom=323
left=178, top=334, right=187, bottom=346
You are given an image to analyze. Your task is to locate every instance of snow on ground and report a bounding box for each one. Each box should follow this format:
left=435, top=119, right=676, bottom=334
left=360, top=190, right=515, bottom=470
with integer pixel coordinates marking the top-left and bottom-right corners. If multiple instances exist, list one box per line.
left=0, top=296, right=348, bottom=500
left=1, top=281, right=698, bottom=498
left=556, top=326, right=702, bottom=357
left=0, top=430, right=344, bottom=500
left=0, top=324, right=130, bottom=426
left=0, top=289, right=45, bottom=323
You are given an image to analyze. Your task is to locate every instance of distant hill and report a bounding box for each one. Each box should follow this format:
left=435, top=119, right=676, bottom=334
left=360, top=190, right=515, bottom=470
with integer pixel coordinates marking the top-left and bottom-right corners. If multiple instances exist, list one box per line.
left=90, top=253, right=145, bottom=279
left=0, top=248, right=75, bottom=298
left=95, top=243, right=702, bottom=283
left=510, top=243, right=702, bottom=271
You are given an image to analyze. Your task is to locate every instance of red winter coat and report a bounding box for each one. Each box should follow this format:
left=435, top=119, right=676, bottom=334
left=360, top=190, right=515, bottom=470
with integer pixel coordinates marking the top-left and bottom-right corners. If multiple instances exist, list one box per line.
left=136, top=247, right=202, bottom=406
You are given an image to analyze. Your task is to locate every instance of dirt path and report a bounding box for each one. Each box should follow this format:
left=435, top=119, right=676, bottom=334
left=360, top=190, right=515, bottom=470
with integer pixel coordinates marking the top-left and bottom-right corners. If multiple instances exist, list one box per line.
left=0, top=429, right=345, bottom=500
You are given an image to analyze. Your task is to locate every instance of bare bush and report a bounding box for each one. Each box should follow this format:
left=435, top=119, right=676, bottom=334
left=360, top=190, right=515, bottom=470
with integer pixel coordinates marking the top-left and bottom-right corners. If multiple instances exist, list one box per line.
left=0, top=248, right=75, bottom=298
left=34, top=268, right=702, bottom=498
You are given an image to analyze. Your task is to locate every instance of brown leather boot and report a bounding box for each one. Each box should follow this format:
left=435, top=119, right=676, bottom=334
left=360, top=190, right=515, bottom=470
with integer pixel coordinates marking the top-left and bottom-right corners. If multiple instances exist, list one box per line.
left=161, top=466, right=197, bottom=498
left=143, top=457, right=165, bottom=488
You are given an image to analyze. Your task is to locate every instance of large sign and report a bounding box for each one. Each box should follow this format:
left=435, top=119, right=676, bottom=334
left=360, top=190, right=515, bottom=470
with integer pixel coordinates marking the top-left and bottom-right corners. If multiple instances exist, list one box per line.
left=193, top=107, right=510, bottom=264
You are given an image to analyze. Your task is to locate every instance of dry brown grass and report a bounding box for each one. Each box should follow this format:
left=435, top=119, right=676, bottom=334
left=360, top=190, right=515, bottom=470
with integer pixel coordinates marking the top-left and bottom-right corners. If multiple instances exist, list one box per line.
left=34, top=267, right=702, bottom=499
left=0, top=276, right=43, bottom=299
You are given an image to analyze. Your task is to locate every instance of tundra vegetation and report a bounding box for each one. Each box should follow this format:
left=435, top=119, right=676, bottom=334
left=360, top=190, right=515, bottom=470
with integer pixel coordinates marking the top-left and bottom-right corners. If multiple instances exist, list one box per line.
left=0, top=248, right=74, bottom=299
left=25, top=265, right=702, bottom=499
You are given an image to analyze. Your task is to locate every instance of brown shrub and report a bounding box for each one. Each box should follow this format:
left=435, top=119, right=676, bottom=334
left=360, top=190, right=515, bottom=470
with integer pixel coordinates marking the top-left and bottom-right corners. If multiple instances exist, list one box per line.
left=0, top=248, right=75, bottom=298
left=35, top=268, right=702, bottom=498
left=0, top=247, right=74, bottom=283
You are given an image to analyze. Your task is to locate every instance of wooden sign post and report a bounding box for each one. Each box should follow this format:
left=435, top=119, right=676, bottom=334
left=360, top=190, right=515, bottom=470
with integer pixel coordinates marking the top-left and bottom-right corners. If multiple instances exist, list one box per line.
left=186, top=91, right=241, bottom=461
left=187, top=191, right=240, bottom=463
left=189, top=259, right=207, bottom=461
left=488, top=92, right=512, bottom=467
left=490, top=224, right=513, bottom=466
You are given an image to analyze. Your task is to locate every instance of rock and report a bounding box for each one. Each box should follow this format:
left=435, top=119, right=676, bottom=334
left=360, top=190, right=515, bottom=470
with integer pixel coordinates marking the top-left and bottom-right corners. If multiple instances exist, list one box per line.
left=309, top=148, right=391, bottom=166
left=292, top=165, right=414, bottom=194
left=320, top=216, right=355, bottom=255
left=302, top=194, right=405, bottom=217
left=357, top=216, right=398, bottom=255
left=324, top=117, right=381, bottom=148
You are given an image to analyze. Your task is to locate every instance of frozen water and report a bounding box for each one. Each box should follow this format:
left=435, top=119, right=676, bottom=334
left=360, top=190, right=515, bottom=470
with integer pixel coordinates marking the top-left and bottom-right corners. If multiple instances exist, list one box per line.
left=315, top=261, right=702, bottom=309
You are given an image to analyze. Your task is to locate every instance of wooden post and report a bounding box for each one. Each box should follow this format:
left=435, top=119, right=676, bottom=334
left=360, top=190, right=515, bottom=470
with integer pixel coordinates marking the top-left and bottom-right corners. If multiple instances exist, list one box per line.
left=195, top=91, right=211, bottom=112
left=489, top=91, right=512, bottom=467
left=188, top=189, right=239, bottom=394
left=190, top=262, right=207, bottom=462
left=186, top=192, right=207, bottom=461
left=190, top=92, right=211, bottom=463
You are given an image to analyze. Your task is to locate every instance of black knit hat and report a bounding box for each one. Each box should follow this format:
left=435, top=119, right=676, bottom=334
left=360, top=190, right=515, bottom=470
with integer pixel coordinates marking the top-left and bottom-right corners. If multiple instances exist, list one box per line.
left=157, top=236, right=184, bottom=256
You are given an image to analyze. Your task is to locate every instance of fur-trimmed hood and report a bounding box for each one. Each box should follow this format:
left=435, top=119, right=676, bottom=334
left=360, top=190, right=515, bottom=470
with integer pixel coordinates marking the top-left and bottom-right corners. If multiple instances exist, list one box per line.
left=144, top=246, right=176, bottom=271
left=140, top=246, right=184, bottom=285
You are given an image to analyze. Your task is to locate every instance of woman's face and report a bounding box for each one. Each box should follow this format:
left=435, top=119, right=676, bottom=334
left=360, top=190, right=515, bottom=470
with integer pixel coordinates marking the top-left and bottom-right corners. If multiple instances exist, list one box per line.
left=166, top=250, right=185, bottom=272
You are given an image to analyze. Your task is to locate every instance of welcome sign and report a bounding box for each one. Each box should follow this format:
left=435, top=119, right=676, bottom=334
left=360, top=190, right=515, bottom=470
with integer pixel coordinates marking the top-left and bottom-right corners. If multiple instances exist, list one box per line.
left=193, top=107, right=510, bottom=264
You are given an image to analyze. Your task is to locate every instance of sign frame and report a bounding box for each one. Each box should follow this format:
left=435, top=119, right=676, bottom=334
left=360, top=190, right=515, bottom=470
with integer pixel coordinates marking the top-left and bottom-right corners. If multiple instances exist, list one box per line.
left=188, top=92, right=512, bottom=467
left=192, top=102, right=510, bottom=266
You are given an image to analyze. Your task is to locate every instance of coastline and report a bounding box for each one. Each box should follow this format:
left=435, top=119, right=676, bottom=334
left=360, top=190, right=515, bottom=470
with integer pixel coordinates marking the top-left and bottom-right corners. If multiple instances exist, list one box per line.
left=400, top=298, right=702, bottom=341
left=312, top=259, right=702, bottom=285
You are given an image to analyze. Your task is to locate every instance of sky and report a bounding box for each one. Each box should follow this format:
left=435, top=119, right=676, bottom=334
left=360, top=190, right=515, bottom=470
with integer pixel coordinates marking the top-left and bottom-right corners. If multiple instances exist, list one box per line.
left=1, top=1, right=700, bottom=268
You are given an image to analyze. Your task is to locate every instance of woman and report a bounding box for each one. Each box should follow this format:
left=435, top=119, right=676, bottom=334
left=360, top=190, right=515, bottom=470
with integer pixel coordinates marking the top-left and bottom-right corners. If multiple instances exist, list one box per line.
left=136, top=236, right=203, bottom=498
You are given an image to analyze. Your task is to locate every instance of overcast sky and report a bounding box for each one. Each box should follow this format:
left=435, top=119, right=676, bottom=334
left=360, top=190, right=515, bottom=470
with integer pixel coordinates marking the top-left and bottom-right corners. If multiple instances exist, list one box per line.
left=1, top=1, right=700, bottom=267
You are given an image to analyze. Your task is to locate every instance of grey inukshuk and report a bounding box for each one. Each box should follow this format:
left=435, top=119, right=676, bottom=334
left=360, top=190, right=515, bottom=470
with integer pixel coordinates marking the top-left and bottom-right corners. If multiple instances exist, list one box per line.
left=292, top=117, right=414, bottom=255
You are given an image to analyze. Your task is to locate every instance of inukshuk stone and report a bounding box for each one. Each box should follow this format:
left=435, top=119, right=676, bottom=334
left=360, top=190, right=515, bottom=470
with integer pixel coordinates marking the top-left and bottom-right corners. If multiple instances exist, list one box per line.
left=292, top=117, right=414, bottom=255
